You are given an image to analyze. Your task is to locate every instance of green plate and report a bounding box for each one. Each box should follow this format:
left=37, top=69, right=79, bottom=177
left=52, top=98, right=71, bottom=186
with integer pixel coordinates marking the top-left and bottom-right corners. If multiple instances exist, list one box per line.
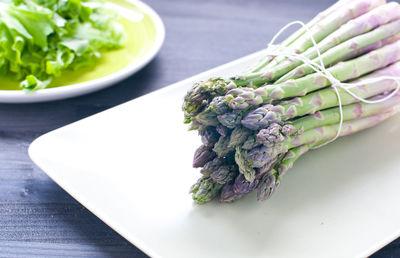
left=0, top=0, right=165, bottom=103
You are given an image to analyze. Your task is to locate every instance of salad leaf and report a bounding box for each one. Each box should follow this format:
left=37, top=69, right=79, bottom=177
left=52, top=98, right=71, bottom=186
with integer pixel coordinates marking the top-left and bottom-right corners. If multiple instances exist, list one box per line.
left=0, top=0, right=125, bottom=91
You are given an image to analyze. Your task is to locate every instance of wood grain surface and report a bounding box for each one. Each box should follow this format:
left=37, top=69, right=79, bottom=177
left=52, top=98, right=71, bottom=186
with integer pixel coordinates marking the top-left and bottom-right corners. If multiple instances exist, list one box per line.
left=0, top=0, right=399, bottom=257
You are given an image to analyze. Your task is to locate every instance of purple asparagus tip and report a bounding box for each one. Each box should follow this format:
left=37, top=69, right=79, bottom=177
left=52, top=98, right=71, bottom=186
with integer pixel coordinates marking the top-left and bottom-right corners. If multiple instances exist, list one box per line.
left=233, top=174, right=260, bottom=195
left=257, top=173, right=278, bottom=201
left=241, top=104, right=283, bottom=130
left=210, top=166, right=235, bottom=184
left=257, top=123, right=286, bottom=147
left=193, top=145, right=216, bottom=168
left=220, top=184, right=243, bottom=203
left=200, top=158, right=222, bottom=176
left=216, top=124, right=229, bottom=137
left=217, top=111, right=242, bottom=128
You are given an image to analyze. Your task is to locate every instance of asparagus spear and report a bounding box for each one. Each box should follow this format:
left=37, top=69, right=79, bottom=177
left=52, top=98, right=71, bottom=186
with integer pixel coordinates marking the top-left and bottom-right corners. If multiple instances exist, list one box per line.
left=257, top=0, right=385, bottom=75
left=276, top=144, right=311, bottom=177
left=219, top=183, right=243, bottom=203
left=248, top=0, right=360, bottom=73
left=291, top=92, right=400, bottom=132
left=210, top=164, right=238, bottom=185
left=190, top=176, right=224, bottom=204
left=191, top=153, right=238, bottom=203
left=265, top=4, right=400, bottom=83
left=279, top=0, right=356, bottom=47
left=227, top=126, right=252, bottom=148
left=219, top=162, right=278, bottom=203
left=241, top=61, right=400, bottom=130
left=213, top=134, right=233, bottom=157
left=193, top=144, right=216, bottom=168
left=275, top=18, right=400, bottom=83
left=183, top=78, right=231, bottom=121
left=342, top=33, right=400, bottom=61
left=228, top=39, right=400, bottom=110
left=256, top=140, right=323, bottom=201
left=199, top=158, right=224, bottom=176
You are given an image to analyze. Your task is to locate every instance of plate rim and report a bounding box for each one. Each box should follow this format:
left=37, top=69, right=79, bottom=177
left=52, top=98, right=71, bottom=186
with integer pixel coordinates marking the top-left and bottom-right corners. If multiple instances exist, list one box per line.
left=0, top=0, right=165, bottom=104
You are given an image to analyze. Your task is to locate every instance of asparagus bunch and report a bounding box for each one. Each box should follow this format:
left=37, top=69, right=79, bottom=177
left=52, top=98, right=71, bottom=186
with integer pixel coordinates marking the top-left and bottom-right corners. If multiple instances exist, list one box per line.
left=191, top=91, right=400, bottom=203
left=184, top=0, right=400, bottom=204
left=196, top=37, right=400, bottom=129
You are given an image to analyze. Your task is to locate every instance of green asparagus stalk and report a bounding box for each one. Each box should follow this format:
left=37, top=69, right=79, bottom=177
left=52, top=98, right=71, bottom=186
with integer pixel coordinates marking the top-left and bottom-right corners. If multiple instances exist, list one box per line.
left=291, top=93, right=400, bottom=133
left=274, top=137, right=328, bottom=181
left=228, top=39, right=400, bottom=110
left=341, top=33, right=400, bottom=61
left=241, top=61, right=400, bottom=130
left=259, top=0, right=385, bottom=74
left=279, top=0, right=355, bottom=47
left=264, top=4, right=400, bottom=82
left=275, top=18, right=400, bottom=83
left=248, top=0, right=360, bottom=73
left=276, top=144, right=312, bottom=177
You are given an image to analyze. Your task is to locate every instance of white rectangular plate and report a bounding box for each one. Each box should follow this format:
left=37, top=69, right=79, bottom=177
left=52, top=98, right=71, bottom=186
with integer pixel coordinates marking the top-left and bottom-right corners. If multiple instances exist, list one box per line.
left=29, top=50, right=400, bottom=258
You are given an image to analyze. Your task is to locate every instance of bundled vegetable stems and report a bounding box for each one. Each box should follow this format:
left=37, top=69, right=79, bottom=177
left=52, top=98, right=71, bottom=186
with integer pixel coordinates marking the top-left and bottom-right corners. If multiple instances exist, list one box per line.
left=183, top=0, right=400, bottom=204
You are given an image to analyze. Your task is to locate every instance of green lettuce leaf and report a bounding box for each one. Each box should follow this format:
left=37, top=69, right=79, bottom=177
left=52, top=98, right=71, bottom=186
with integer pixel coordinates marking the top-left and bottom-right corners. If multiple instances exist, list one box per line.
left=0, top=0, right=125, bottom=91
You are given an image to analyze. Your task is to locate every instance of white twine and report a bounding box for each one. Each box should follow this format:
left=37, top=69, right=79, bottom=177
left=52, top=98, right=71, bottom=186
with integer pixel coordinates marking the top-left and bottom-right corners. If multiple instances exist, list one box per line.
left=264, top=21, right=400, bottom=149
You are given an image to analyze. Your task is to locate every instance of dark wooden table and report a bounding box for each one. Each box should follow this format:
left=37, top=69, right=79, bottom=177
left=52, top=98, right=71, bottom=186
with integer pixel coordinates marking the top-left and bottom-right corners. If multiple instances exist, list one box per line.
left=1, top=0, right=399, bottom=257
